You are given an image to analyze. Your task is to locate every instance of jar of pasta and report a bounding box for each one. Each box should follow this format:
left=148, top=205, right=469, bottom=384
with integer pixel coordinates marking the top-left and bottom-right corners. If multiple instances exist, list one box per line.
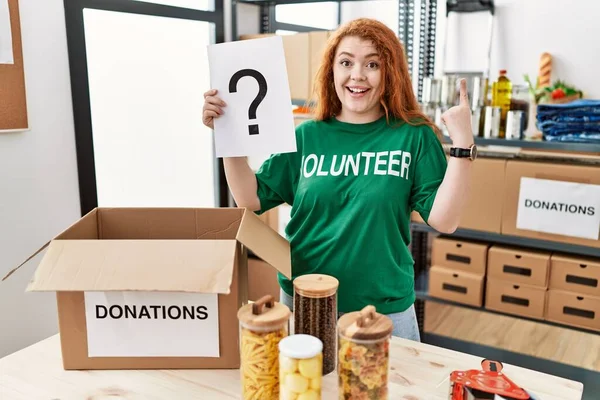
left=337, top=305, right=393, bottom=400
left=293, top=274, right=339, bottom=375
left=279, top=334, right=323, bottom=400
left=237, top=294, right=291, bottom=400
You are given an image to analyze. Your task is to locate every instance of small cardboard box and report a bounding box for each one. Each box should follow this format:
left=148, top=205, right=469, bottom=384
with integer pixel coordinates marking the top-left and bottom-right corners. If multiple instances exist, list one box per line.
left=485, top=278, right=547, bottom=319
left=308, top=31, right=332, bottom=99
left=431, top=237, right=488, bottom=275
left=546, top=289, right=600, bottom=332
left=501, top=160, right=600, bottom=248
left=550, top=254, right=600, bottom=297
left=460, top=158, right=507, bottom=233
left=282, top=33, right=311, bottom=100
left=410, top=158, right=506, bottom=233
left=429, top=266, right=484, bottom=307
left=4, top=207, right=290, bottom=370
left=487, top=246, right=550, bottom=288
left=248, top=257, right=281, bottom=302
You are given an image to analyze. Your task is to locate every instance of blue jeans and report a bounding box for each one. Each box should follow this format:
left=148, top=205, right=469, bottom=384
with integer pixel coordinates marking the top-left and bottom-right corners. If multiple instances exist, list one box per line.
left=279, top=289, right=421, bottom=342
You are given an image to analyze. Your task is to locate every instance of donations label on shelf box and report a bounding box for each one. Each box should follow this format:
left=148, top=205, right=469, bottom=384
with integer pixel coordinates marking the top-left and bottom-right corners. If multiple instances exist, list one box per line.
left=516, top=177, right=600, bottom=240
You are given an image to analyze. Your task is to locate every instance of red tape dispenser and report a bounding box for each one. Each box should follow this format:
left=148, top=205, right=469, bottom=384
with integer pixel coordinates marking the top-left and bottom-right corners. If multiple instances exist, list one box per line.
left=449, top=359, right=531, bottom=400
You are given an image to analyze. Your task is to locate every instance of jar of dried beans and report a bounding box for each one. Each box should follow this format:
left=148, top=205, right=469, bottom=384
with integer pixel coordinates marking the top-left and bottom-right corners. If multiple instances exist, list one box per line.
left=237, top=294, right=291, bottom=400
left=293, top=274, right=339, bottom=375
left=337, top=305, right=393, bottom=400
left=279, top=334, right=323, bottom=400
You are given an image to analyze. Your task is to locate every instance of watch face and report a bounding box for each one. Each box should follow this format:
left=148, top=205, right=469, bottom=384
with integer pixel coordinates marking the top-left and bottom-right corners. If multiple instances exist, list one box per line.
left=470, top=145, right=478, bottom=160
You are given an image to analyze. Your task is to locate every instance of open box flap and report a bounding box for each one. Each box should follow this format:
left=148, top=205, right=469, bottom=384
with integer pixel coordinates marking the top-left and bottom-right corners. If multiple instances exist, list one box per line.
left=236, top=209, right=291, bottom=279
left=26, top=239, right=237, bottom=294
left=2, top=209, right=100, bottom=282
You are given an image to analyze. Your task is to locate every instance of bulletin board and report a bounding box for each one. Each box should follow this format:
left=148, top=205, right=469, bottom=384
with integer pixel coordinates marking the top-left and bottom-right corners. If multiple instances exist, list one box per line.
left=0, top=0, right=28, bottom=131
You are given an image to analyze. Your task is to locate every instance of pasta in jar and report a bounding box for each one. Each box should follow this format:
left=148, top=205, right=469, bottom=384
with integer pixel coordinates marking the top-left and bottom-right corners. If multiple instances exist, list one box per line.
left=337, top=305, right=393, bottom=400
left=237, top=295, right=291, bottom=400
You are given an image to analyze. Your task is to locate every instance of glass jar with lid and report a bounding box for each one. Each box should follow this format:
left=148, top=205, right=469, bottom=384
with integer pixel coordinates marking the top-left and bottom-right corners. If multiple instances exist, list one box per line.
left=337, top=305, right=393, bottom=400
left=293, top=274, right=339, bottom=375
left=510, top=84, right=531, bottom=131
left=237, top=294, right=291, bottom=400
left=279, top=334, right=323, bottom=400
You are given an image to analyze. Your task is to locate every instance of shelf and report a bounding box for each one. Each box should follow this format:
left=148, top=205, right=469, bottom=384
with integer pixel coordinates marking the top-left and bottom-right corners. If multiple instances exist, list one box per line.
left=416, top=291, right=600, bottom=336
left=238, top=0, right=368, bottom=4
left=411, top=222, right=600, bottom=258
left=291, top=98, right=310, bottom=107
left=442, top=135, right=600, bottom=153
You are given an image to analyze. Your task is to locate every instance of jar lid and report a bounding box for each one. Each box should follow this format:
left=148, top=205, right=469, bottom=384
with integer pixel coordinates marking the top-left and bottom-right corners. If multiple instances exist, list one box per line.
left=293, top=274, right=339, bottom=298
left=278, top=334, right=323, bottom=359
left=237, top=294, right=291, bottom=328
left=337, top=305, right=393, bottom=341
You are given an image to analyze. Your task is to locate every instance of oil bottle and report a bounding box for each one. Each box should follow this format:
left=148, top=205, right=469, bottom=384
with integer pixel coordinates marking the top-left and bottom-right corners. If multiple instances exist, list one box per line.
left=492, top=70, right=512, bottom=138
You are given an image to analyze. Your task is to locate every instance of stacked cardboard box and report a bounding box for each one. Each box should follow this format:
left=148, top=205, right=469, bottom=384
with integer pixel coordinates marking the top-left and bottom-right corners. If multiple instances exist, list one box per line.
left=546, top=254, right=600, bottom=332
left=485, top=246, right=550, bottom=320
left=428, top=237, right=488, bottom=307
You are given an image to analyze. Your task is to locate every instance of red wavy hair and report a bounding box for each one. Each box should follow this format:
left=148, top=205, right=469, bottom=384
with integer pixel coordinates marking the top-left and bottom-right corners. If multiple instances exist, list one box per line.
left=311, top=18, right=440, bottom=137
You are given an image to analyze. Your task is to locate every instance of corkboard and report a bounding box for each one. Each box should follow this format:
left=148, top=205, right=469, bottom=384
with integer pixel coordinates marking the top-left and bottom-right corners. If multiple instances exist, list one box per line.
left=0, top=0, right=28, bottom=131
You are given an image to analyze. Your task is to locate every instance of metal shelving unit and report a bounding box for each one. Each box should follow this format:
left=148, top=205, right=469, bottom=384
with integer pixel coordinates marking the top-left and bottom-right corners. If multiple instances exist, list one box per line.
left=410, top=222, right=600, bottom=338
left=414, top=273, right=600, bottom=336
left=232, top=0, right=377, bottom=40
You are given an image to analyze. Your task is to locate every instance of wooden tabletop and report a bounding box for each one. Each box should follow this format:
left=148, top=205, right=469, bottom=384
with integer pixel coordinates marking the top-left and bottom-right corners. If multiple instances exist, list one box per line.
left=0, top=334, right=583, bottom=400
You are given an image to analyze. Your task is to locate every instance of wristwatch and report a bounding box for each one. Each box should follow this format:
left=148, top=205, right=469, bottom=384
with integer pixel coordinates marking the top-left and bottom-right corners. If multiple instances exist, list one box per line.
left=450, top=144, right=477, bottom=161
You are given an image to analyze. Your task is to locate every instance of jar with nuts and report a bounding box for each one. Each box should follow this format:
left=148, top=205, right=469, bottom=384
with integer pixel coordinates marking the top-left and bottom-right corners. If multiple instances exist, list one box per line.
left=293, top=274, right=339, bottom=375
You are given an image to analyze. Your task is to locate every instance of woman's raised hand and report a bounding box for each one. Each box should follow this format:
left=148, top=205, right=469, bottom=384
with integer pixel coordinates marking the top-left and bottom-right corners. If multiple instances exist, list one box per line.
left=202, top=89, right=227, bottom=130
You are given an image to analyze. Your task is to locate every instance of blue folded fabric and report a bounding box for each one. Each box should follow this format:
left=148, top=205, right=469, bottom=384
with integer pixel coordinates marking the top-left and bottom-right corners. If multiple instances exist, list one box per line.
left=537, top=99, right=600, bottom=112
left=538, top=120, right=600, bottom=130
left=539, top=115, right=600, bottom=125
left=544, top=133, right=600, bottom=143
left=535, top=99, right=600, bottom=143
left=544, top=127, right=600, bottom=136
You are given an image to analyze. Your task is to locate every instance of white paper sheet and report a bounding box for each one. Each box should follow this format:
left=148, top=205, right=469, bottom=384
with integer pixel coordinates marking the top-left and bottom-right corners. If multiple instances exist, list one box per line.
left=516, top=177, right=600, bottom=240
left=207, top=35, right=297, bottom=158
left=85, top=291, right=220, bottom=357
left=0, top=0, right=13, bottom=64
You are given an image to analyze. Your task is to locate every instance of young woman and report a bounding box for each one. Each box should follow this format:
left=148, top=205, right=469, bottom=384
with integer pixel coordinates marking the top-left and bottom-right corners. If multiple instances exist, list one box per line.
left=202, top=18, right=475, bottom=341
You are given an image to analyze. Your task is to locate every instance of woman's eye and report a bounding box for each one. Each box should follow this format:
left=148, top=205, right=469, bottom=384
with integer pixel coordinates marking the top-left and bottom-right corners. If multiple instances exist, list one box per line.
left=367, top=62, right=379, bottom=69
left=340, top=60, right=351, bottom=67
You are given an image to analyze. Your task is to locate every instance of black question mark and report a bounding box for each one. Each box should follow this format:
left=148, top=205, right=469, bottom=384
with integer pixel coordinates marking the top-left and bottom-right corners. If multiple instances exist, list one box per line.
left=228, top=69, right=268, bottom=135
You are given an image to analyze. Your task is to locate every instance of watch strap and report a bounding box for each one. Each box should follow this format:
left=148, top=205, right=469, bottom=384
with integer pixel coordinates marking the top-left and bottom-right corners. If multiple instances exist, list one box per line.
left=450, top=147, right=471, bottom=158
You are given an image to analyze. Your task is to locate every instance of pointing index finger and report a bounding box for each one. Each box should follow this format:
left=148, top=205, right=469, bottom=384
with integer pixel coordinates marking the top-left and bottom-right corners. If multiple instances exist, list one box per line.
left=459, top=78, right=469, bottom=107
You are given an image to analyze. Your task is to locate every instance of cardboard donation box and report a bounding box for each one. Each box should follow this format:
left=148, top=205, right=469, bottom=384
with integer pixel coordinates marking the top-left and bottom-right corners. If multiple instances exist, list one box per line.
left=502, top=160, right=600, bottom=248
left=9, top=207, right=291, bottom=370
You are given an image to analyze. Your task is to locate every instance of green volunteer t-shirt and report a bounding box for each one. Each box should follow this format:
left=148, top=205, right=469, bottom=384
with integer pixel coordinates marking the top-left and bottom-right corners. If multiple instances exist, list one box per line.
left=255, top=115, right=447, bottom=315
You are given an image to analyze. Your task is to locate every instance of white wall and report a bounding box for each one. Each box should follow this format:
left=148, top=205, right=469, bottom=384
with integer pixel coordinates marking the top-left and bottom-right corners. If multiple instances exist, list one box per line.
left=437, top=0, right=600, bottom=98
left=0, top=0, right=80, bottom=357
